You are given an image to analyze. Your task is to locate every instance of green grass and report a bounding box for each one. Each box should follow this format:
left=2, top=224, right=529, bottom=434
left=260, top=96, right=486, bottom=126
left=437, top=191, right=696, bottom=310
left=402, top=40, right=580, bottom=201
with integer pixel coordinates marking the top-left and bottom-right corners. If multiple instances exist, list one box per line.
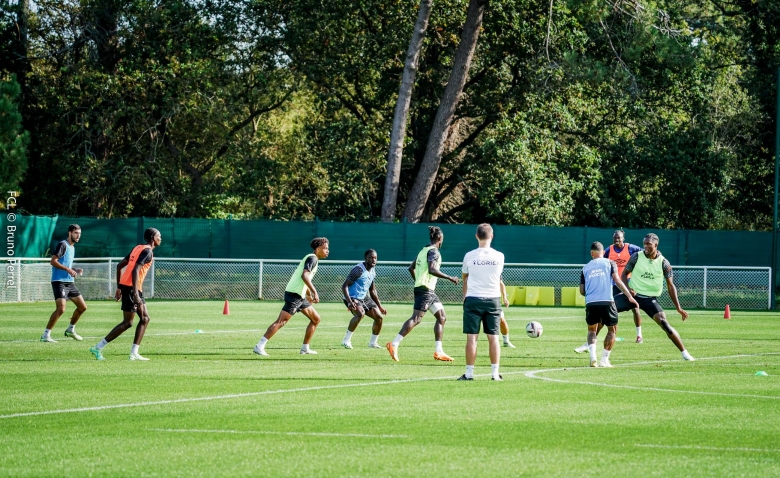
left=1, top=301, right=779, bottom=477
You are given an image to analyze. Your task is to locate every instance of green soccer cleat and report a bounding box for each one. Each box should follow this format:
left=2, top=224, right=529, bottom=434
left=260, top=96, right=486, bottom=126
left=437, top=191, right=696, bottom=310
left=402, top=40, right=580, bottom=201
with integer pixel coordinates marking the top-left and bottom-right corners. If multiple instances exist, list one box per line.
left=89, top=346, right=104, bottom=360
left=64, top=330, right=83, bottom=341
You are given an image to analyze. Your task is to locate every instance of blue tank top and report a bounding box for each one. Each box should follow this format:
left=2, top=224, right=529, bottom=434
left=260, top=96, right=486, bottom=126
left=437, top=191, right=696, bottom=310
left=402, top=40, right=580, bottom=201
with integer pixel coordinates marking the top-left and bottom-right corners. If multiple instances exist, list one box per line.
left=346, top=263, right=376, bottom=300
left=51, top=240, right=75, bottom=283
left=582, top=258, right=614, bottom=303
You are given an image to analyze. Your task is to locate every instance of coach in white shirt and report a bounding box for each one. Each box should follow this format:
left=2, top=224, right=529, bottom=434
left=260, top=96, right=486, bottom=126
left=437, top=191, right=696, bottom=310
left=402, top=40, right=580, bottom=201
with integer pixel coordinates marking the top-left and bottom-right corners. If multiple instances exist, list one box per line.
left=459, top=223, right=505, bottom=381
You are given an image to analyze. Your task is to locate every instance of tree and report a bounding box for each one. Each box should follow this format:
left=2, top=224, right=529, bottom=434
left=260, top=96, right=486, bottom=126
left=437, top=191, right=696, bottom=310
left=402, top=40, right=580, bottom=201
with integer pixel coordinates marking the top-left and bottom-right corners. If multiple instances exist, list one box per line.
left=0, top=75, right=29, bottom=193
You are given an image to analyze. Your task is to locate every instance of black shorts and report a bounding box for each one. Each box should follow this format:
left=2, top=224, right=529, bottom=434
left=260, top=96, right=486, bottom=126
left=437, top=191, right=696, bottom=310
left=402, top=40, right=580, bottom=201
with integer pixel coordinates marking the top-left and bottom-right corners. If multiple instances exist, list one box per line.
left=343, top=296, right=378, bottom=312
left=282, top=291, right=312, bottom=315
left=585, top=301, right=618, bottom=326
left=614, top=293, right=664, bottom=318
left=119, top=285, right=144, bottom=312
left=462, top=297, right=501, bottom=335
left=612, top=285, right=622, bottom=296
left=413, top=287, right=441, bottom=312
left=52, top=281, right=81, bottom=300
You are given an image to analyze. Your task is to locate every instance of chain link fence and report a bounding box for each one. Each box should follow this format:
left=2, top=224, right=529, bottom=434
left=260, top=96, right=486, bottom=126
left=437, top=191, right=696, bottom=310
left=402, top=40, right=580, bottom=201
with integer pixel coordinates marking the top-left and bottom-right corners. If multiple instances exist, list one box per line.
left=1, top=258, right=771, bottom=310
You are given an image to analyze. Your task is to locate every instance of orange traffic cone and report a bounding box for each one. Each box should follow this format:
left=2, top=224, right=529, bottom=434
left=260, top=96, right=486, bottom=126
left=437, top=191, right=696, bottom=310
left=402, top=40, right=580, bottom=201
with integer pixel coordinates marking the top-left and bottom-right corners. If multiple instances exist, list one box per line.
left=223, top=300, right=230, bottom=315
left=724, top=304, right=731, bottom=319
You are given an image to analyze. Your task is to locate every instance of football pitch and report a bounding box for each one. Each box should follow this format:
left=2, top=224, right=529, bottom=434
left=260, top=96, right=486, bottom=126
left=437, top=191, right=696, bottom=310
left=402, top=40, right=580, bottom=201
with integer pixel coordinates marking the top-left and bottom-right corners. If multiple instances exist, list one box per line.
left=1, top=301, right=779, bottom=477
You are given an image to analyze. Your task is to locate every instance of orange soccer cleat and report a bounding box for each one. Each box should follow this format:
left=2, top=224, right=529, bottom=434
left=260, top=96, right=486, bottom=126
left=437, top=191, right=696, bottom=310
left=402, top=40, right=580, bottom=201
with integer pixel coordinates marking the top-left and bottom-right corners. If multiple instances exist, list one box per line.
left=433, top=351, right=454, bottom=362
left=386, top=342, right=399, bottom=362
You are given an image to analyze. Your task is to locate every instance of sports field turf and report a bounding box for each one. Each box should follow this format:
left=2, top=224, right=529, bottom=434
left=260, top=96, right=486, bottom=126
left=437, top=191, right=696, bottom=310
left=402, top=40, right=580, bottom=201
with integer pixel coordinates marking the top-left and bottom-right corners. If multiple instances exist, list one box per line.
left=1, top=301, right=779, bottom=477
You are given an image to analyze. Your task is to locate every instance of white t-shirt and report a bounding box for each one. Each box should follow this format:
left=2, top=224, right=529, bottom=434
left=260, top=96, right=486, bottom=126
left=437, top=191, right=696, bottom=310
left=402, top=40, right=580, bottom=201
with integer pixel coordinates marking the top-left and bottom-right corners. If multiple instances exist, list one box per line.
left=462, top=247, right=505, bottom=298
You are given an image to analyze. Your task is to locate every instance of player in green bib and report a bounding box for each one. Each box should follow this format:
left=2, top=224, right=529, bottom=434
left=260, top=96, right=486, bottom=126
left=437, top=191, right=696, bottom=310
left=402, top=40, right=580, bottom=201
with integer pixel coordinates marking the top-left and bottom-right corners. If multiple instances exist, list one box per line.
left=386, top=226, right=460, bottom=362
left=615, top=233, right=695, bottom=361
left=253, top=238, right=329, bottom=356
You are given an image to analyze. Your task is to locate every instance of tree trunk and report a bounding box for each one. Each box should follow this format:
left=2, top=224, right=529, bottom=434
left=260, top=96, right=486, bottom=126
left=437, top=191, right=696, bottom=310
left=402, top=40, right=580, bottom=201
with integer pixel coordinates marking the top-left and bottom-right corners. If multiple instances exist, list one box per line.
left=381, top=0, right=433, bottom=222
left=402, top=0, right=487, bottom=223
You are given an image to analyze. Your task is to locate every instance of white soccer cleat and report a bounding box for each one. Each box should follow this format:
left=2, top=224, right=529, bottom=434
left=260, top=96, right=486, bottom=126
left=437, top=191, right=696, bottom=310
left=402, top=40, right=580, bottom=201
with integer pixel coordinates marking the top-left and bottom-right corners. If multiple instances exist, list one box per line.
left=64, top=330, right=83, bottom=341
left=682, top=350, right=695, bottom=361
left=598, top=358, right=614, bottom=368
left=367, top=343, right=383, bottom=349
left=129, top=352, right=150, bottom=361
left=253, top=345, right=269, bottom=356
left=503, top=341, right=516, bottom=348
left=341, top=341, right=353, bottom=349
left=300, top=348, right=318, bottom=355
left=40, top=335, right=57, bottom=343
left=590, top=360, right=599, bottom=368
left=575, top=344, right=589, bottom=354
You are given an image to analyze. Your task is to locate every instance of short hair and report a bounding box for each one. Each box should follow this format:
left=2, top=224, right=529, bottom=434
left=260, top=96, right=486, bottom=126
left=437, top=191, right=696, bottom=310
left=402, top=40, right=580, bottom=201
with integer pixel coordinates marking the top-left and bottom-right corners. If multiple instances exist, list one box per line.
left=428, top=226, right=443, bottom=243
left=364, top=248, right=377, bottom=259
left=476, top=223, right=493, bottom=240
left=310, top=237, right=329, bottom=250
left=613, top=230, right=624, bottom=237
left=143, top=227, right=160, bottom=243
left=644, top=233, right=659, bottom=244
left=68, top=224, right=81, bottom=233
left=591, top=241, right=604, bottom=251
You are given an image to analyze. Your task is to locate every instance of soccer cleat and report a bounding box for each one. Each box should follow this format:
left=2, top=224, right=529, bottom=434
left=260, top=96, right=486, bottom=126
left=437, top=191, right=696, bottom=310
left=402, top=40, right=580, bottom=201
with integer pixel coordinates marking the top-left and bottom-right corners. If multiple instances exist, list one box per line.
left=457, top=374, right=474, bottom=381
left=89, top=346, right=104, bottom=360
left=682, top=350, right=695, bottom=361
left=492, top=374, right=503, bottom=381
left=368, top=343, right=383, bottom=349
left=599, top=358, right=614, bottom=368
left=636, top=336, right=643, bottom=344
left=386, top=342, right=399, bottom=362
left=433, top=351, right=454, bottom=362
left=252, top=345, right=269, bottom=356
left=341, top=341, right=353, bottom=349
left=40, top=335, right=57, bottom=343
left=590, top=360, right=599, bottom=368
left=503, top=341, right=516, bottom=348
left=64, top=330, right=83, bottom=341
left=129, top=352, right=149, bottom=361
left=575, top=344, right=589, bottom=354
left=299, top=348, right=318, bottom=355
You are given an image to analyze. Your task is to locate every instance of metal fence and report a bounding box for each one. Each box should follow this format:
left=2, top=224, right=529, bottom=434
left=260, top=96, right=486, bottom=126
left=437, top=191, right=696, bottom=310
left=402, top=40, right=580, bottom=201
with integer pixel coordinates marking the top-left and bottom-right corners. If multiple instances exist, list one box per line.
left=0, top=258, right=772, bottom=310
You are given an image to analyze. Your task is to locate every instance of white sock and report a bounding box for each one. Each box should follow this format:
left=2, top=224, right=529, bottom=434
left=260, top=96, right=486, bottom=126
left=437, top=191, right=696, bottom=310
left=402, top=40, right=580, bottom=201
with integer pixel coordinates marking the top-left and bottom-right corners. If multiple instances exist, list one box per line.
left=257, top=337, right=268, bottom=348
left=636, top=326, right=642, bottom=337
left=343, top=330, right=354, bottom=342
left=96, top=339, right=108, bottom=350
left=392, top=334, right=404, bottom=348
left=465, top=365, right=474, bottom=378
left=588, top=343, right=597, bottom=362
left=301, top=343, right=310, bottom=352
left=435, top=341, right=443, bottom=353
left=603, top=349, right=611, bottom=359
left=66, top=324, right=75, bottom=332
left=43, top=329, right=51, bottom=338
left=131, top=344, right=139, bottom=355
left=491, top=363, right=500, bottom=377
left=369, top=334, right=379, bottom=346
left=503, top=334, right=510, bottom=343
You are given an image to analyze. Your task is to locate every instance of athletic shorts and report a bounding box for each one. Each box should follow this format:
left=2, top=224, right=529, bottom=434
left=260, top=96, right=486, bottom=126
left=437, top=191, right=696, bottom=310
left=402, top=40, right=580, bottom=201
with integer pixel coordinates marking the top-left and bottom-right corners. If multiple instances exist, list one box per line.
left=614, top=293, right=664, bottom=318
left=413, top=287, right=441, bottom=312
left=52, top=281, right=81, bottom=300
left=282, top=291, right=312, bottom=314
left=611, top=285, right=623, bottom=296
left=119, top=285, right=144, bottom=312
left=343, top=296, right=378, bottom=312
left=462, top=297, right=501, bottom=335
left=585, top=301, right=618, bottom=326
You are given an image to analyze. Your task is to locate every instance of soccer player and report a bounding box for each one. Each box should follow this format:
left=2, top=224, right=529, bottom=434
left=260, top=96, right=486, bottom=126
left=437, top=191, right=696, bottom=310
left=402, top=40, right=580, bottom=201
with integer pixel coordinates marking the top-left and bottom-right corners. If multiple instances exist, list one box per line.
left=580, top=241, right=638, bottom=367
left=499, top=281, right=514, bottom=348
left=253, top=238, right=330, bottom=356
left=575, top=230, right=642, bottom=352
left=616, top=233, right=695, bottom=361
left=458, top=224, right=505, bottom=381
left=90, top=227, right=161, bottom=361
left=341, top=249, right=388, bottom=349
left=386, top=226, right=459, bottom=362
left=42, top=224, right=86, bottom=342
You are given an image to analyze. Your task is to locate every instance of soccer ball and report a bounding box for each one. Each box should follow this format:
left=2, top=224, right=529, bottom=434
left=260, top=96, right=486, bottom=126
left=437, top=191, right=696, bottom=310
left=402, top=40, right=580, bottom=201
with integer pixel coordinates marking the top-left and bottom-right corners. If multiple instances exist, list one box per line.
left=526, top=321, right=543, bottom=338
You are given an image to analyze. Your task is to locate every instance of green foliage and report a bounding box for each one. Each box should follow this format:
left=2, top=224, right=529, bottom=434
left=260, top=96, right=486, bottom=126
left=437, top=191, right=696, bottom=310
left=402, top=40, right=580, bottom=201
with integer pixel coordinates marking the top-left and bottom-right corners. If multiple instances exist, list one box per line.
left=0, top=75, right=29, bottom=194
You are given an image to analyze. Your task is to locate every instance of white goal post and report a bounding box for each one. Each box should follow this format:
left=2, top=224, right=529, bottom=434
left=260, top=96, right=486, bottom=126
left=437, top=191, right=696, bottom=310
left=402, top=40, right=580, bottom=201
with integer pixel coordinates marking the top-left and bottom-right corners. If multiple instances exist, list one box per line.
left=1, top=257, right=772, bottom=310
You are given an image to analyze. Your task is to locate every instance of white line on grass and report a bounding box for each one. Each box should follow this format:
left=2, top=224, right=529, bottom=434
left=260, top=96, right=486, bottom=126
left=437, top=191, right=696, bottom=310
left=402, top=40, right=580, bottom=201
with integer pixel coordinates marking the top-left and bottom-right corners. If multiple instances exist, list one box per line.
left=636, top=444, right=780, bottom=453
left=524, top=353, right=780, bottom=400
left=149, top=428, right=409, bottom=439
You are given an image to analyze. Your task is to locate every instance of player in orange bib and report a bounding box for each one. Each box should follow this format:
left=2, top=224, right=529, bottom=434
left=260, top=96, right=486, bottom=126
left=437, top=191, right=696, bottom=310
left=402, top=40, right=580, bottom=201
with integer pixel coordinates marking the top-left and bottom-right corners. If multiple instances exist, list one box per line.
left=90, top=228, right=162, bottom=361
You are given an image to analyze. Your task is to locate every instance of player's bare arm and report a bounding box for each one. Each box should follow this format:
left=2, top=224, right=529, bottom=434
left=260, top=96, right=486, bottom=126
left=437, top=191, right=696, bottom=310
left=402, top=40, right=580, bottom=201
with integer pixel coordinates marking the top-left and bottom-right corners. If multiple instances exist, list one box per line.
left=462, top=274, right=469, bottom=299
left=407, top=260, right=416, bottom=280
left=666, top=276, right=688, bottom=320
left=51, top=255, right=77, bottom=277
left=369, top=283, right=387, bottom=315
left=612, top=272, right=639, bottom=308
left=302, top=270, right=319, bottom=303
left=114, top=258, right=129, bottom=301
left=342, top=278, right=356, bottom=310
left=430, top=260, right=459, bottom=285
left=500, top=281, right=509, bottom=307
